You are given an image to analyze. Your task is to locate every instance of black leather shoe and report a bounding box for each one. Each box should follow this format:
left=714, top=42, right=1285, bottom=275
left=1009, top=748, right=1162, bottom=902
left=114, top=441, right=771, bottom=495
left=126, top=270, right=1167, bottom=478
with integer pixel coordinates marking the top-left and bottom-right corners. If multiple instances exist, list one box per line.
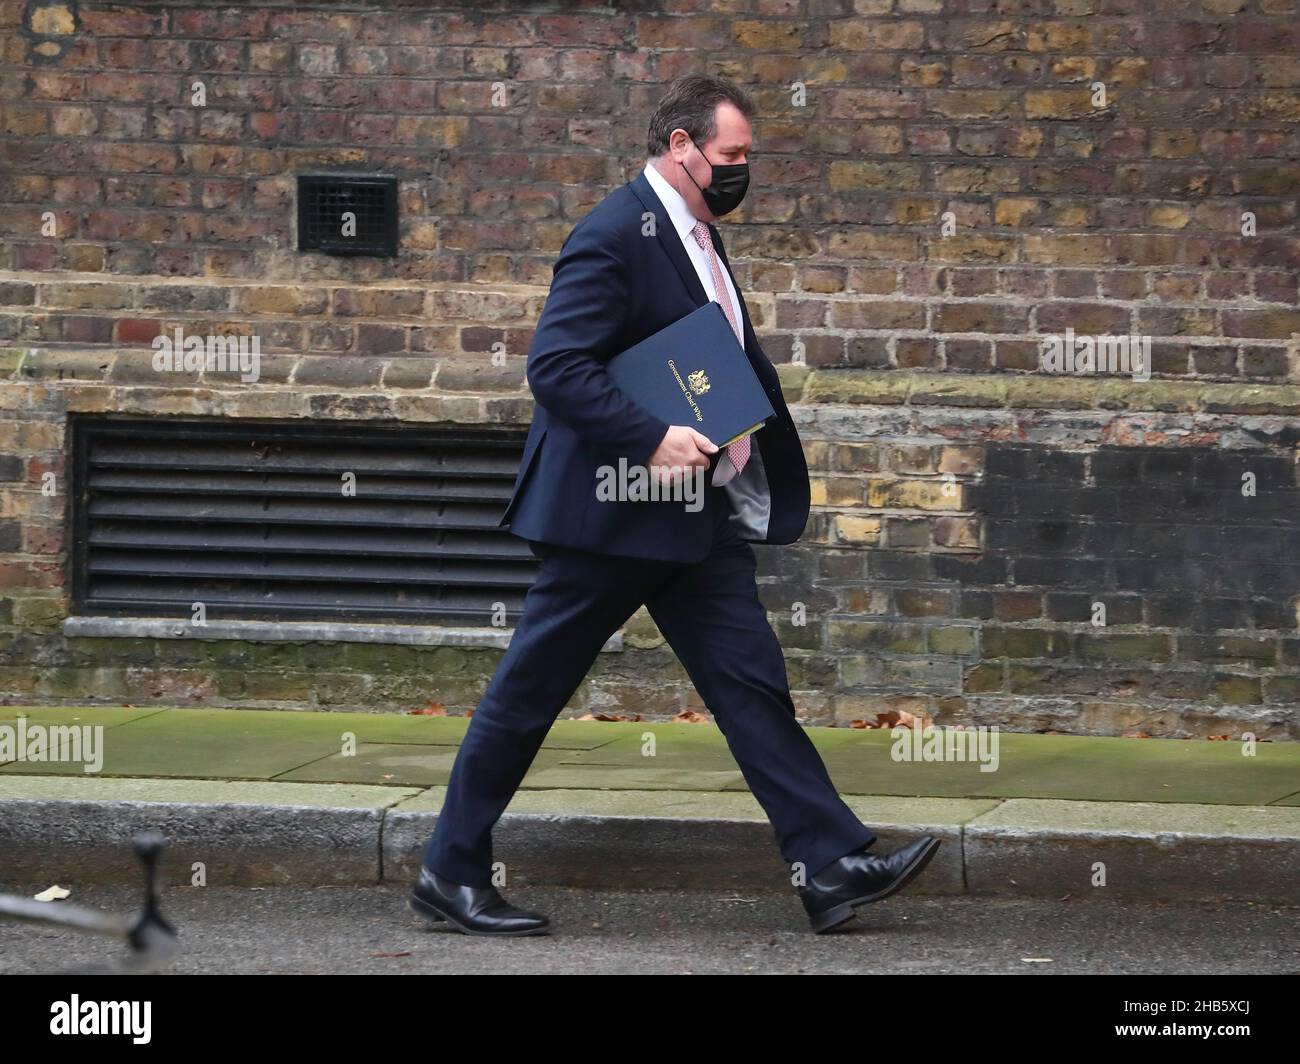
left=798, top=835, right=941, bottom=933
left=408, top=865, right=551, bottom=936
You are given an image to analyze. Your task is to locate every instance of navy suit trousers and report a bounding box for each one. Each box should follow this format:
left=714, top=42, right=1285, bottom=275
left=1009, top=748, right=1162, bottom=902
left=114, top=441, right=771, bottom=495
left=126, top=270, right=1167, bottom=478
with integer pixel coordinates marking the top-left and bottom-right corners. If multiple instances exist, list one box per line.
left=422, top=488, right=877, bottom=886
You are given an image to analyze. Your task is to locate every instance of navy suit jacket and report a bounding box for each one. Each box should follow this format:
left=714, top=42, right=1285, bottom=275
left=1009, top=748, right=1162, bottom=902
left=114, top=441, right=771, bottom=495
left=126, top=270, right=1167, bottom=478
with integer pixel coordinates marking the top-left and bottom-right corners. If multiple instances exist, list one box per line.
left=499, top=169, right=810, bottom=563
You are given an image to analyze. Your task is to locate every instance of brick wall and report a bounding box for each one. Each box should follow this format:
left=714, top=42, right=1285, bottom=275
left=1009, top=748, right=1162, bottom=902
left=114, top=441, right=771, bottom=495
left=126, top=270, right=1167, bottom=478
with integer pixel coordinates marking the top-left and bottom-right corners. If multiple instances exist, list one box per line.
left=1, top=0, right=1298, bottom=737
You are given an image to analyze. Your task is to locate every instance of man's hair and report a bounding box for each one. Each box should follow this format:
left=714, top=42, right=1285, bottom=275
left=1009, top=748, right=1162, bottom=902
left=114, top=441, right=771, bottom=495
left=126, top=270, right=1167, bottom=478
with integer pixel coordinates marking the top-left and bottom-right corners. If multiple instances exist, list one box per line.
left=646, top=74, right=756, bottom=157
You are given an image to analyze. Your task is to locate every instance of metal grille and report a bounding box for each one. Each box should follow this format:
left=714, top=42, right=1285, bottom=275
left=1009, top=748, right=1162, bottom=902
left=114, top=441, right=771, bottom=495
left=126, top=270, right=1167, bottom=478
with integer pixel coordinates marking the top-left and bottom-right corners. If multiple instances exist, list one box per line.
left=297, top=174, right=398, bottom=256
left=70, top=418, right=538, bottom=623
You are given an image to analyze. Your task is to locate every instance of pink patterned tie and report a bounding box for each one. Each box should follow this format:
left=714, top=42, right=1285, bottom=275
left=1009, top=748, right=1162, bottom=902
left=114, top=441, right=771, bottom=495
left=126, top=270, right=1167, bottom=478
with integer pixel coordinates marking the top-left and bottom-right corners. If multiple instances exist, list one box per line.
left=690, top=220, right=750, bottom=478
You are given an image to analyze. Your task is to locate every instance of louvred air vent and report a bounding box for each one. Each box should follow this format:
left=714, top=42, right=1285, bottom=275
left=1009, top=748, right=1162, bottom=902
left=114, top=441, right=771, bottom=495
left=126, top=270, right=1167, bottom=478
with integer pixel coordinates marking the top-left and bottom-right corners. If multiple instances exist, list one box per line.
left=70, top=418, right=537, bottom=623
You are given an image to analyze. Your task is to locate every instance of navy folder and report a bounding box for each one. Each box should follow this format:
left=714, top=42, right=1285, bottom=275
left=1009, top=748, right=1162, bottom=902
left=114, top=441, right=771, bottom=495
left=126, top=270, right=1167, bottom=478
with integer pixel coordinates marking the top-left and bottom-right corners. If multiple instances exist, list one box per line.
left=605, top=301, right=775, bottom=450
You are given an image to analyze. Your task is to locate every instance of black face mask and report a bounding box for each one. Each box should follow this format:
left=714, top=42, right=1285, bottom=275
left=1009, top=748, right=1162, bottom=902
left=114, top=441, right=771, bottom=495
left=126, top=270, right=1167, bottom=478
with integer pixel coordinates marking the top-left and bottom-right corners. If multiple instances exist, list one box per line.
left=680, top=136, right=749, bottom=217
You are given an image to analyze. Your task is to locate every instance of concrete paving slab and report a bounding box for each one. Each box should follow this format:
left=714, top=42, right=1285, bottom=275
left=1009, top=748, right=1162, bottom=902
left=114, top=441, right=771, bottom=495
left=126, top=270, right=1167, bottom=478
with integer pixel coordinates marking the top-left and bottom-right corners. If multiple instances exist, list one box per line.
left=2, top=704, right=474, bottom=750
left=276, top=743, right=572, bottom=787
left=554, top=722, right=740, bottom=768
left=0, top=706, right=475, bottom=779
left=1, top=705, right=172, bottom=720
left=544, top=743, right=738, bottom=781
left=817, top=730, right=1300, bottom=804
left=543, top=718, right=663, bottom=751
left=517, top=764, right=747, bottom=791
left=0, top=709, right=341, bottom=780
left=818, top=728, right=1009, bottom=797
left=963, top=735, right=1300, bottom=806
left=0, top=705, right=170, bottom=746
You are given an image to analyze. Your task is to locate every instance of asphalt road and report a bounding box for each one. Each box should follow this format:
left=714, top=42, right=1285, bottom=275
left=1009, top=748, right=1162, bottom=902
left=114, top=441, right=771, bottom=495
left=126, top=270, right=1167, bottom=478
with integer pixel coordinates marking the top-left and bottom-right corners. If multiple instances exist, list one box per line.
left=2, top=882, right=1297, bottom=975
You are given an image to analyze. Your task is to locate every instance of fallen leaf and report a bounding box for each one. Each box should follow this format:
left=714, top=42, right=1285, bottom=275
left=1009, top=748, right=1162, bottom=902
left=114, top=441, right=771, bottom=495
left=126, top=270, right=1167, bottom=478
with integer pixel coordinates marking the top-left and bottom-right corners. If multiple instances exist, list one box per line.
left=407, top=701, right=445, bottom=716
left=846, top=711, right=938, bottom=730
left=576, top=712, right=644, bottom=722
left=672, top=710, right=708, bottom=724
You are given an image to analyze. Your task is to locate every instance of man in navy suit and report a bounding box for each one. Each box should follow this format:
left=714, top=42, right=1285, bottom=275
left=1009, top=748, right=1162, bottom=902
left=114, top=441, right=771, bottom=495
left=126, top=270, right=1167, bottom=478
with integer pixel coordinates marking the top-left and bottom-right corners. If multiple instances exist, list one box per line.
left=411, top=74, right=940, bottom=936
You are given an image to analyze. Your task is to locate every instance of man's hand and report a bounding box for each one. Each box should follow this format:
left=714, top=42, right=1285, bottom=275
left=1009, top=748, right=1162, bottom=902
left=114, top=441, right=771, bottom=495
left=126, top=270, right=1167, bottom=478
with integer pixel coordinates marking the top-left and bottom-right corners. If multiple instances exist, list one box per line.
left=647, top=425, right=718, bottom=482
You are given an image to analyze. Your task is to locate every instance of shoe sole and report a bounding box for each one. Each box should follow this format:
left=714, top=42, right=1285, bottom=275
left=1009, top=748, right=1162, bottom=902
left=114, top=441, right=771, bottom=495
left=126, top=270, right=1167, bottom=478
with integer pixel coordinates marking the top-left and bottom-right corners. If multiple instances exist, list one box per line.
left=808, top=837, right=943, bottom=934
left=408, top=894, right=551, bottom=937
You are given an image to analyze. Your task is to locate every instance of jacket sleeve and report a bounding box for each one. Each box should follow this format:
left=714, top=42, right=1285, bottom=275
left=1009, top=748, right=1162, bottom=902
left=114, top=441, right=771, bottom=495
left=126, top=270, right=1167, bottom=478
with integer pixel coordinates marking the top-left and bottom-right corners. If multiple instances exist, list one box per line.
left=525, top=221, right=671, bottom=466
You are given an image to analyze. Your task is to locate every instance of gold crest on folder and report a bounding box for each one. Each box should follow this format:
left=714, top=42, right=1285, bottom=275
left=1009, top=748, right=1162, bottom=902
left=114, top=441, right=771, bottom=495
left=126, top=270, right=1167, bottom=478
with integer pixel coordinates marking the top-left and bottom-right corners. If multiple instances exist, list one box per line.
left=687, top=370, right=710, bottom=395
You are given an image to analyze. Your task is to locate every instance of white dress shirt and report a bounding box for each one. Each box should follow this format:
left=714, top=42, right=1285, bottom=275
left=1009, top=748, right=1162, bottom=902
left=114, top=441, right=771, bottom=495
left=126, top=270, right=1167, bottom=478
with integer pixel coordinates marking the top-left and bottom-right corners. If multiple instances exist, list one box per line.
left=641, top=161, right=772, bottom=538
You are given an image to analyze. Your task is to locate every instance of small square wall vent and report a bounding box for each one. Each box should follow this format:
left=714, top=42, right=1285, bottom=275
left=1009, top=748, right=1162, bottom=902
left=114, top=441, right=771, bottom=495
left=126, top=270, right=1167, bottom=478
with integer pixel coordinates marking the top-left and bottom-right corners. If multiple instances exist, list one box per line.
left=297, top=173, right=398, bottom=256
